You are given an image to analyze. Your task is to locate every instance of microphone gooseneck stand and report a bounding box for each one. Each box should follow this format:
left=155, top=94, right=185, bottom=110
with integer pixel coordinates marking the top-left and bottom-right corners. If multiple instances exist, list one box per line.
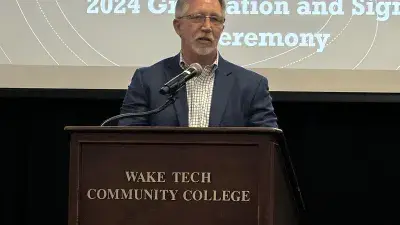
left=100, top=94, right=178, bottom=126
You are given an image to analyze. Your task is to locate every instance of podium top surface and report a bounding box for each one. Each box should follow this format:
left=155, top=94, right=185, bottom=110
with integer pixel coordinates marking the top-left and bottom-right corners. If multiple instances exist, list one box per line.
left=64, top=126, right=283, bottom=134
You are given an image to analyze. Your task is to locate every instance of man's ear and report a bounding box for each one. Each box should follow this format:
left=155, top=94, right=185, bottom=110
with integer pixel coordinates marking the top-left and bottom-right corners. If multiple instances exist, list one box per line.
left=173, top=19, right=181, bottom=37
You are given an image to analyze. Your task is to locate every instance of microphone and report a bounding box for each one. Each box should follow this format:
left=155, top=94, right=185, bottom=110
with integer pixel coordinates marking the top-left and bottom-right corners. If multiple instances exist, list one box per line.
left=159, top=63, right=203, bottom=95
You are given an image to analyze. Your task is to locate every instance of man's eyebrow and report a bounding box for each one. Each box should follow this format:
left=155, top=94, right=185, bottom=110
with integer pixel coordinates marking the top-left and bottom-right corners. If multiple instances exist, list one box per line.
left=210, top=13, right=222, bottom=17
left=193, top=11, right=222, bottom=17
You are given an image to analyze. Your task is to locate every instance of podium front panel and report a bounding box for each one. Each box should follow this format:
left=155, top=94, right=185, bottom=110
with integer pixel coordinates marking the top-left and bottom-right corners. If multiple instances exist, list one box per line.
left=67, top=128, right=289, bottom=225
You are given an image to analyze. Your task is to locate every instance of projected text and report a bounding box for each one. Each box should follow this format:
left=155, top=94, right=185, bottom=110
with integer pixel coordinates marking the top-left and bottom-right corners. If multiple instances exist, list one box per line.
left=85, top=0, right=400, bottom=53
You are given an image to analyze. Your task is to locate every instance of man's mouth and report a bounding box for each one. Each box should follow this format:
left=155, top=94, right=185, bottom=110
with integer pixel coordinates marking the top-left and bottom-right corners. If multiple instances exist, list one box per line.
left=197, top=37, right=213, bottom=43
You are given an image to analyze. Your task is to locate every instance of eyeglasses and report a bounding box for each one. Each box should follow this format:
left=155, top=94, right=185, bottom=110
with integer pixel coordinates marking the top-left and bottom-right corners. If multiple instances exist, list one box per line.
left=177, top=14, right=225, bottom=27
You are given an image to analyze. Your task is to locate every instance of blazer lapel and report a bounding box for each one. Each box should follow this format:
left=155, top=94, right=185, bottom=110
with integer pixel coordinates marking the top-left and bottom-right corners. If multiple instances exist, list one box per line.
left=165, top=54, right=189, bottom=126
left=209, top=57, right=233, bottom=127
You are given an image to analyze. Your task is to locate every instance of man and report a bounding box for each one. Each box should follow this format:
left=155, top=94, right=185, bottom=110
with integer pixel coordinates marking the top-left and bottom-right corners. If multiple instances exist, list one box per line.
left=118, top=0, right=278, bottom=127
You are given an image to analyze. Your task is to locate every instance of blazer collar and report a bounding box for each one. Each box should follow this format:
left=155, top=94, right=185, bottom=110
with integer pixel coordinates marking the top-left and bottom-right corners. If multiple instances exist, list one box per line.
left=209, top=55, right=233, bottom=126
left=165, top=54, right=188, bottom=126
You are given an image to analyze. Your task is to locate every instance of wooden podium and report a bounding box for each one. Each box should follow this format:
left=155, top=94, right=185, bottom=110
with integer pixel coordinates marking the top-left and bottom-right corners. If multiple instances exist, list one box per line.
left=65, top=126, right=301, bottom=225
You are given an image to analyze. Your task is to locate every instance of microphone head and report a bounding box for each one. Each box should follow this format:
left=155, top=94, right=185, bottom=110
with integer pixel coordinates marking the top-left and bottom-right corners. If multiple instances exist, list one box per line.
left=189, top=63, right=203, bottom=75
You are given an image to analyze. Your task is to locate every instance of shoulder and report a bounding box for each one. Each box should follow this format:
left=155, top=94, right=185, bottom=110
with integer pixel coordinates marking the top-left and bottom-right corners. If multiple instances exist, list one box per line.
left=222, top=58, right=269, bottom=86
left=128, top=55, right=178, bottom=87
left=135, top=55, right=174, bottom=75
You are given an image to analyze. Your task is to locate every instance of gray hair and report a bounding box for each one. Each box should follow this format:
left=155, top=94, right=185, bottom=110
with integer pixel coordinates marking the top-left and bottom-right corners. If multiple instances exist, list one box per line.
left=174, top=0, right=226, bottom=18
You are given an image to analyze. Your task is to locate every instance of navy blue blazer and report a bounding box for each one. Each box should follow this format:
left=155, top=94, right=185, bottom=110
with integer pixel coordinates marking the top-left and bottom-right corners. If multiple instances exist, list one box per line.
left=118, top=54, right=278, bottom=127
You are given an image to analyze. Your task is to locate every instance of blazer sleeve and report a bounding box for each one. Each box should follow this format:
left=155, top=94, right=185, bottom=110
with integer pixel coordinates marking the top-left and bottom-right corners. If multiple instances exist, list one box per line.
left=118, top=69, right=150, bottom=126
left=247, top=76, right=278, bottom=128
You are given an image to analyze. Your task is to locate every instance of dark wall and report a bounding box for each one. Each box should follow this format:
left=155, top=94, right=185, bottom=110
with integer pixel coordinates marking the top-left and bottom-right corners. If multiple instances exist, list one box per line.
left=2, top=91, right=399, bottom=225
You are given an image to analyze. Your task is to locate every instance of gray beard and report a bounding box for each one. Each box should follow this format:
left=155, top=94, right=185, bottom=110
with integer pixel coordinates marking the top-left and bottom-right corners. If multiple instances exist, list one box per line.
left=192, top=45, right=215, bottom=56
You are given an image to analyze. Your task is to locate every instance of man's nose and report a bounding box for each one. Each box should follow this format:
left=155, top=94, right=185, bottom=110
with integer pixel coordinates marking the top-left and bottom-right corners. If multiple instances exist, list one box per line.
left=201, top=17, right=212, bottom=32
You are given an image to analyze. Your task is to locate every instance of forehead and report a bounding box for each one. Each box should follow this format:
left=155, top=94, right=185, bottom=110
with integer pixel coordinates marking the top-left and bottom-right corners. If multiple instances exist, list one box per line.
left=185, top=0, right=222, bottom=14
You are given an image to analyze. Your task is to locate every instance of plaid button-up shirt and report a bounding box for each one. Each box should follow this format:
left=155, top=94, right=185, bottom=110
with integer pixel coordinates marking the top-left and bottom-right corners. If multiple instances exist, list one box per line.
left=179, top=53, right=218, bottom=127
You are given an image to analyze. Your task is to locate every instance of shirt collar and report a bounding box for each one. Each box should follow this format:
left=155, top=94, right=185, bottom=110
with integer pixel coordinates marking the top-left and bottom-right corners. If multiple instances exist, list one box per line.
left=179, top=51, right=219, bottom=73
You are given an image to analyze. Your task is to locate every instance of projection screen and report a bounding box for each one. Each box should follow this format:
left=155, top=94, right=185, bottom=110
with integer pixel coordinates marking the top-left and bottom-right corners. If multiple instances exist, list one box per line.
left=1, top=0, right=399, bottom=93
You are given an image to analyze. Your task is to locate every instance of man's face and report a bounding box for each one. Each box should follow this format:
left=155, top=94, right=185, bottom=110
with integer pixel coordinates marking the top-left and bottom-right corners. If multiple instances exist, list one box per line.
left=174, top=0, right=225, bottom=56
